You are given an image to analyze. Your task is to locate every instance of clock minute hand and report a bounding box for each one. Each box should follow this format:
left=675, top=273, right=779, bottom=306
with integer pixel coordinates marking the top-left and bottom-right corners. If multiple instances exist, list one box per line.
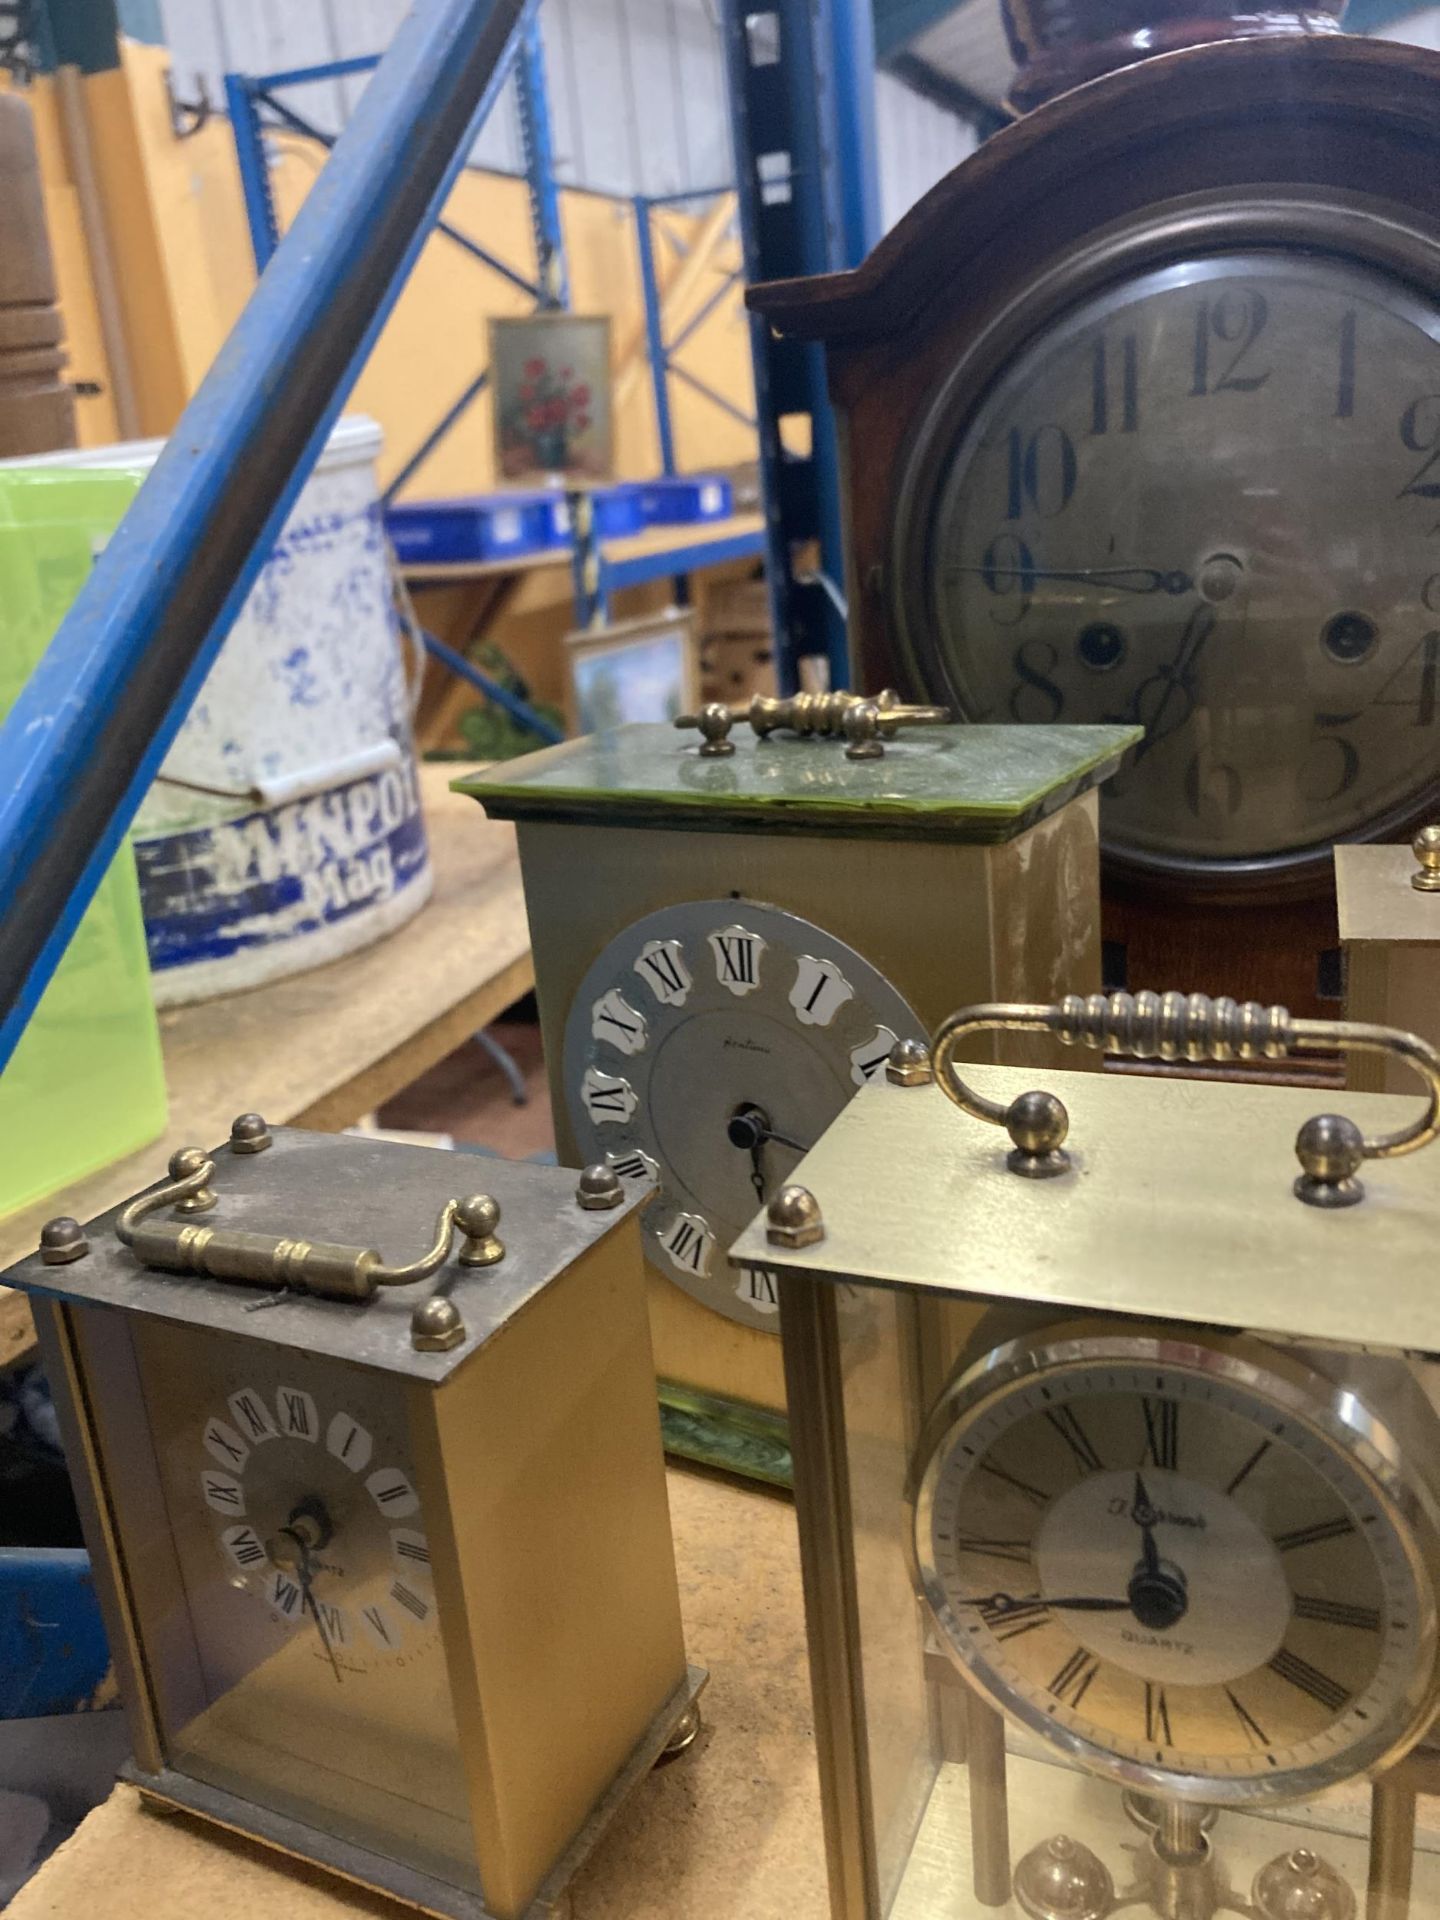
left=959, top=1589, right=1133, bottom=1614
left=949, top=563, right=1194, bottom=597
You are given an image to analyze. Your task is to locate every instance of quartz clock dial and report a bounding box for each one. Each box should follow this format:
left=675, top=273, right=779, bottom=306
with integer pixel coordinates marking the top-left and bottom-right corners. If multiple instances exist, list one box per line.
left=562, top=899, right=922, bottom=1333
left=912, top=1333, right=1440, bottom=1801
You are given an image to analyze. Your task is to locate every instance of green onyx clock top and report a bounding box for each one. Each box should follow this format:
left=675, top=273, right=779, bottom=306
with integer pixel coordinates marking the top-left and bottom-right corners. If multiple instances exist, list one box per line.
left=3, top=1129, right=647, bottom=1382
left=729, top=1069, right=1440, bottom=1356
left=455, top=722, right=1139, bottom=841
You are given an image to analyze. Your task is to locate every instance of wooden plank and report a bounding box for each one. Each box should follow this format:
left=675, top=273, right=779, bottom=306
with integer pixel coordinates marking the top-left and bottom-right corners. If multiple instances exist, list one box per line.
left=0, top=767, right=531, bottom=1363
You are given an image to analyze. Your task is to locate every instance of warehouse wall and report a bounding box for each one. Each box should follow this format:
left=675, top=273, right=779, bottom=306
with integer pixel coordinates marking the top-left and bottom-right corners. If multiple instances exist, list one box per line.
left=156, top=0, right=976, bottom=229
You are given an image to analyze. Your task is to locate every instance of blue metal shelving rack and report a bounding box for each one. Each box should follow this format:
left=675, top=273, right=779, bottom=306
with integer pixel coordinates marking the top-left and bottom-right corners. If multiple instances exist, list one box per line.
left=719, top=0, right=881, bottom=694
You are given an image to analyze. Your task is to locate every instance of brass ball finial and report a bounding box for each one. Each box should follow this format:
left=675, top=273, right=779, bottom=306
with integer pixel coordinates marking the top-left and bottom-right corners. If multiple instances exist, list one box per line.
left=1294, top=1113, right=1366, bottom=1209
left=696, top=702, right=736, bottom=758
left=456, top=1194, right=504, bottom=1266
left=765, top=1184, right=825, bottom=1248
left=842, top=700, right=885, bottom=761
left=39, top=1215, right=88, bottom=1266
left=1413, top=824, right=1440, bottom=893
left=411, top=1295, right=465, bottom=1352
left=168, top=1146, right=218, bottom=1215
left=1005, top=1089, right=1071, bottom=1179
left=229, top=1111, right=272, bottom=1154
left=886, top=1037, right=934, bottom=1086
left=576, top=1163, right=625, bottom=1210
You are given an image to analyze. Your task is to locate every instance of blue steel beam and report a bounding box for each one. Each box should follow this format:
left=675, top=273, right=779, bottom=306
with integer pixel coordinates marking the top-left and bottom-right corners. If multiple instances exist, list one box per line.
left=0, top=0, right=528, bottom=1070
left=253, top=87, right=544, bottom=300
left=634, top=198, right=678, bottom=476
left=225, top=73, right=281, bottom=267
left=515, top=9, right=567, bottom=307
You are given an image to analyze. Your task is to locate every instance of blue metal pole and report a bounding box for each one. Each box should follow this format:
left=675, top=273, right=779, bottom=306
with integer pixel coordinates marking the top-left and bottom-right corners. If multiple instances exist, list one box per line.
left=419, top=629, right=562, bottom=744
left=0, top=0, right=528, bottom=1071
left=383, top=368, right=491, bottom=504
left=514, top=6, right=568, bottom=307
left=223, top=73, right=281, bottom=270
left=633, top=197, right=678, bottom=477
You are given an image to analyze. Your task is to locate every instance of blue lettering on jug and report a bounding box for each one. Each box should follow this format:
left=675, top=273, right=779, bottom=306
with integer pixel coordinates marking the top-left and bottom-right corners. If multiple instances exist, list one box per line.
left=135, top=759, right=429, bottom=972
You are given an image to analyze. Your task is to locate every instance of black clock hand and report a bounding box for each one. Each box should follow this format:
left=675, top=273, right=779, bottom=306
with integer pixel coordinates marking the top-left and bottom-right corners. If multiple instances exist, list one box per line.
left=958, top=1589, right=1133, bottom=1615
left=730, top=1106, right=813, bottom=1206
left=1132, top=1471, right=1161, bottom=1576
left=948, top=563, right=1194, bottom=597
left=276, top=1523, right=343, bottom=1684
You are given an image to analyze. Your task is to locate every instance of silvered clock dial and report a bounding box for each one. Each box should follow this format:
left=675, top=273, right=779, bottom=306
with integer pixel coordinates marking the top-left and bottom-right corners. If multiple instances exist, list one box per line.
left=911, top=1332, right=1440, bottom=1802
left=562, top=898, right=923, bottom=1332
left=900, top=243, right=1440, bottom=885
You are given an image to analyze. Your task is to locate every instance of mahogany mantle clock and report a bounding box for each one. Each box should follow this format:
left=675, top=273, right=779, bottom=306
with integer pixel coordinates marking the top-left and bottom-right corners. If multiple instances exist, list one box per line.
left=748, top=11, right=1440, bottom=1017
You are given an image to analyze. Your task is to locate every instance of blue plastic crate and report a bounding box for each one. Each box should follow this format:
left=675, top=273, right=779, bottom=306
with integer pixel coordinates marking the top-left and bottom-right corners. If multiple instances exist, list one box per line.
left=639, top=475, right=733, bottom=525
left=386, top=493, right=560, bottom=564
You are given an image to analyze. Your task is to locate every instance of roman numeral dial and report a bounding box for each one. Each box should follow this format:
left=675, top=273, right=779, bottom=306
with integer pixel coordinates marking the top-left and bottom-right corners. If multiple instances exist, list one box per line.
left=562, top=900, right=924, bottom=1334
left=915, top=1337, right=1435, bottom=1803
left=196, top=1381, right=435, bottom=1674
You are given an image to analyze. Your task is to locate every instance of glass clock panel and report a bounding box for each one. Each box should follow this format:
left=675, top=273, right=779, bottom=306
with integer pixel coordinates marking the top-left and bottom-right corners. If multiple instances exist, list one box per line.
left=926, top=251, right=1440, bottom=874
left=562, top=899, right=924, bottom=1333
left=127, top=1317, right=476, bottom=1895
left=830, top=1296, right=1440, bottom=1920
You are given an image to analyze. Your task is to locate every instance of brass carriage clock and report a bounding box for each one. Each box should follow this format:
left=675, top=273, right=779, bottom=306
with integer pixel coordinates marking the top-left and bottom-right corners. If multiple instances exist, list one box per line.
left=748, top=12, right=1440, bottom=1018
left=459, top=712, right=1136, bottom=1481
left=1339, top=828, right=1440, bottom=1093
left=3, top=1121, right=701, bottom=1920
left=731, top=989, right=1440, bottom=1920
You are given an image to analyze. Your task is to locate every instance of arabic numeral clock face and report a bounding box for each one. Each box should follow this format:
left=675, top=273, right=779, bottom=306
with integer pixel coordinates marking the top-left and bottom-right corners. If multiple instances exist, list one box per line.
left=563, top=899, right=922, bottom=1331
left=911, top=1335, right=1440, bottom=1801
left=915, top=246, right=1440, bottom=881
left=201, top=1379, right=435, bottom=1671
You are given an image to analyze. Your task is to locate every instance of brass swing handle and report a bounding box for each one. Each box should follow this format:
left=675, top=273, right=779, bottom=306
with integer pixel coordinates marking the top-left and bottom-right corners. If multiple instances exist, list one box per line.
left=928, top=991, right=1440, bottom=1208
left=114, top=1153, right=504, bottom=1300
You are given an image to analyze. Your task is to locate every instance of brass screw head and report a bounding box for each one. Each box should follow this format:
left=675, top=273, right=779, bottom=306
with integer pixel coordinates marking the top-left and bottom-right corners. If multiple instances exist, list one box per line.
left=766, top=1184, right=824, bottom=1248
left=229, top=1111, right=272, bottom=1154
left=697, top=702, right=736, bottom=757
left=1294, top=1113, right=1366, bottom=1209
left=576, top=1163, right=625, bottom=1210
left=1005, top=1089, right=1072, bottom=1179
left=886, top=1037, right=933, bottom=1086
left=1413, top=824, right=1440, bottom=892
left=411, top=1295, right=465, bottom=1352
left=39, top=1215, right=88, bottom=1265
left=456, top=1193, right=504, bottom=1266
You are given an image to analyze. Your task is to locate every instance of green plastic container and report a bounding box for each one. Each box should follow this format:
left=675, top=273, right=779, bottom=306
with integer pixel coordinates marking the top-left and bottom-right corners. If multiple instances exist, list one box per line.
left=0, top=465, right=166, bottom=1217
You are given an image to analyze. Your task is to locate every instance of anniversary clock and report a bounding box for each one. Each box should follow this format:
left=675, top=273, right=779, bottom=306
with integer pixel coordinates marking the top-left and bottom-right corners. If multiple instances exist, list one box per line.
left=731, top=992, right=1440, bottom=1920
left=459, top=716, right=1136, bottom=1479
left=747, top=21, right=1440, bottom=1016
left=3, top=1122, right=700, bottom=1920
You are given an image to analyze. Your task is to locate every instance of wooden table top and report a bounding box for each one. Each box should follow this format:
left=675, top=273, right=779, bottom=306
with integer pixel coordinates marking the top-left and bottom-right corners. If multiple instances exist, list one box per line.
left=6, top=1465, right=828, bottom=1920
left=0, top=766, right=532, bottom=1367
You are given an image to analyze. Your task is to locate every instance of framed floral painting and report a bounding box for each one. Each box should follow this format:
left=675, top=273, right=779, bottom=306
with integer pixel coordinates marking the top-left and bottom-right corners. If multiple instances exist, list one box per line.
left=489, top=313, right=614, bottom=484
